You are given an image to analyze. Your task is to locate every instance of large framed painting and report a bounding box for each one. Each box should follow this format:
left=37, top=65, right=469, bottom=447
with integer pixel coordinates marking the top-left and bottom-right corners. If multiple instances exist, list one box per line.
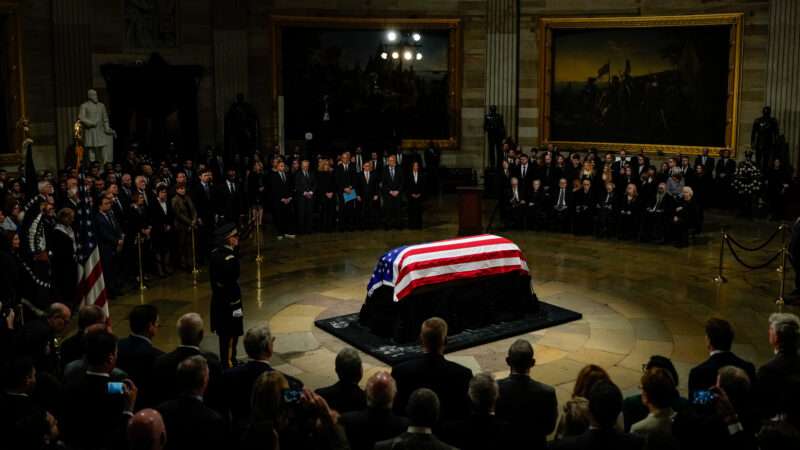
left=539, top=14, right=743, bottom=156
left=271, top=16, right=461, bottom=151
left=0, top=2, right=25, bottom=164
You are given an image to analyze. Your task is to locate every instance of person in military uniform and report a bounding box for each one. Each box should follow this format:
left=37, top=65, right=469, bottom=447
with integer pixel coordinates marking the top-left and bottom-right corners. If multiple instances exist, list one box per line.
left=209, top=223, right=244, bottom=368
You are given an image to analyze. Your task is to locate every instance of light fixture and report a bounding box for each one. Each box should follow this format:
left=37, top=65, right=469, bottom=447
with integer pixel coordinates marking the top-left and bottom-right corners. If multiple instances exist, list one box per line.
left=412, top=33, right=421, bottom=42
left=380, top=52, right=388, bottom=60
left=391, top=51, right=400, bottom=60
left=381, top=31, right=424, bottom=64
left=403, top=50, right=413, bottom=61
left=387, top=31, right=397, bottom=42
left=416, top=52, right=423, bottom=61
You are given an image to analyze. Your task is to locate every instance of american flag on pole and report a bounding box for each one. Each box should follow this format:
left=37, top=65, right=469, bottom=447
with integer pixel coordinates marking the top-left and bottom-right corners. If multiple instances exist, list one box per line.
left=367, top=234, right=529, bottom=302
left=75, top=169, right=108, bottom=314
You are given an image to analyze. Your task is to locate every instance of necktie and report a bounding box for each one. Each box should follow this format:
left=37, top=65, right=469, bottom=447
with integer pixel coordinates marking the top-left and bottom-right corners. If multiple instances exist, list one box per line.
left=390, top=168, right=395, bottom=180
left=514, top=189, right=518, bottom=201
left=522, top=166, right=526, bottom=178
left=558, top=189, right=565, bottom=207
left=280, top=172, right=285, bottom=183
left=366, top=172, right=370, bottom=184
left=606, top=193, right=611, bottom=204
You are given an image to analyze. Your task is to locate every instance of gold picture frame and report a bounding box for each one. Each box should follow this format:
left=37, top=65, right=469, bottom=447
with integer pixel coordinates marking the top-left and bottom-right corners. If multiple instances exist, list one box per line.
left=270, top=15, right=462, bottom=149
left=538, top=13, right=743, bottom=157
left=0, top=1, right=26, bottom=165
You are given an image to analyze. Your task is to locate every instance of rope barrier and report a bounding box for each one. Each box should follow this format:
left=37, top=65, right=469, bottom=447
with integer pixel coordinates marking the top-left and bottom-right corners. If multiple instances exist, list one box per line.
left=724, top=238, right=782, bottom=270
left=725, top=224, right=784, bottom=252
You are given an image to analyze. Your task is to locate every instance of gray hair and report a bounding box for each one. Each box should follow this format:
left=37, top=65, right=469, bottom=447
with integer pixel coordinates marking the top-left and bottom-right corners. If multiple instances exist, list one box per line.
left=177, top=313, right=204, bottom=346
left=176, top=355, right=208, bottom=394
left=469, top=372, right=499, bottom=413
left=244, top=324, right=273, bottom=359
left=335, top=348, right=363, bottom=384
left=769, top=313, right=800, bottom=352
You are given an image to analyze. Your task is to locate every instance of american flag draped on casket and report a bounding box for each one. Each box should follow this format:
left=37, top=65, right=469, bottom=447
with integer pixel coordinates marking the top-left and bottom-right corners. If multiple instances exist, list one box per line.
left=367, top=234, right=530, bottom=302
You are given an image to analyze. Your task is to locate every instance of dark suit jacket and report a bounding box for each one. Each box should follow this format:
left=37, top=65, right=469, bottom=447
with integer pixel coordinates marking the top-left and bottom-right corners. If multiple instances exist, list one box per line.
left=688, top=351, right=756, bottom=398
left=440, top=413, right=512, bottom=450
left=269, top=171, right=293, bottom=205
left=496, top=373, right=558, bottom=450
left=357, top=171, right=381, bottom=204
left=757, top=350, right=800, bottom=418
left=223, top=360, right=304, bottom=430
left=62, top=373, right=131, bottom=450
left=94, top=211, right=122, bottom=256
left=294, top=170, right=316, bottom=199
left=315, top=380, right=367, bottom=414
left=116, top=334, right=164, bottom=407
left=151, top=346, right=226, bottom=415
left=391, top=353, right=472, bottom=421
left=549, top=428, right=645, bottom=450
left=335, top=163, right=358, bottom=194
left=59, top=330, right=86, bottom=368
left=157, top=395, right=227, bottom=450
left=215, top=180, right=243, bottom=222
left=0, top=391, right=48, bottom=450
left=192, top=182, right=215, bottom=223
left=375, top=431, right=456, bottom=450
left=382, top=166, right=404, bottom=196
left=340, top=408, right=409, bottom=450
left=406, top=172, right=425, bottom=197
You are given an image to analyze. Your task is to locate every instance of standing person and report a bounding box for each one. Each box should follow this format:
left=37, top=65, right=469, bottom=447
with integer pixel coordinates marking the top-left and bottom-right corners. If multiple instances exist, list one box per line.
left=382, top=155, right=404, bottom=230
left=94, top=195, right=123, bottom=298
left=335, top=151, right=358, bottom=231
left=406, top=161, right=424, bottom=229
left=216, top=168, right=243, bottom=226
left=149, top=186, right=174, bottom=277
left=317, top=159, right=337, bottom=232
left=295, top=159, right=316, bottom=234
left=192, top=168, right=215, bottom=264
left=209, top=223, right=244, bottom=369
left=269, top=160, right=294, bottom=240
left=50, top=208, right=78, bottom=308
left=171, top=183, right=197, bottom=271
left=247, top=161, right=267, bottom=233
left=357, top=161, right=381, bottom=230
left=790, top=216, right=800, bottom=300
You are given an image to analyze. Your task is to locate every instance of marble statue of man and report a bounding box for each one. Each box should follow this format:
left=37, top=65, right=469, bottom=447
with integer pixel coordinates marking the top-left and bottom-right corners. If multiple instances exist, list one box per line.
left=78, top=89, right=116, bottom=165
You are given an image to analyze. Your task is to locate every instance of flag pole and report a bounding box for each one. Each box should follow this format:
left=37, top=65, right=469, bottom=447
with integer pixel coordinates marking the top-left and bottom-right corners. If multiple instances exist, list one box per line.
left=191, top=226, right=199, bottom=287
left=137, top=233, right=147, bottom=292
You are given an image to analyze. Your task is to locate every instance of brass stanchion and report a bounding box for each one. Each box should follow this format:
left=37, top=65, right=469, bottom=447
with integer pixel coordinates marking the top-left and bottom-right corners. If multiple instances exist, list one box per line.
left=137, top=233, right=147, bottom=292
left=777, top=245, right=787, bottom=312
left=191, top=226, right=199, bottom=287
left=255, top=214, right=263, bottom=263
left=713, top=228, right=728, bottom=283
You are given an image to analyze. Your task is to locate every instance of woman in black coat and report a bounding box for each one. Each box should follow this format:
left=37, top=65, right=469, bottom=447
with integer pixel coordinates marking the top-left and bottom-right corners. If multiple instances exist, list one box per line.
left=617, top=183, right=642, bottom=240
left=406, top=161, right=425, bottom=229
left=50, top=208, right=78, bottom=308
left=316, top=159, right=337, bottom=232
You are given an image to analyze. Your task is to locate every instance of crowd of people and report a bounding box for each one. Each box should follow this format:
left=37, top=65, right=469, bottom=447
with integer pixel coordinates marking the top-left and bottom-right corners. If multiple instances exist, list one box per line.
left=1, top=302, right=799, bottom=450
left=496, top=143, right=794, bottom=247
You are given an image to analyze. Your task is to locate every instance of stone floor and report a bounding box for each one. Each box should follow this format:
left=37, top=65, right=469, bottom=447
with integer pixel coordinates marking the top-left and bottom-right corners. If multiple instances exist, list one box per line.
left=109, top=194, right=797, bottom=408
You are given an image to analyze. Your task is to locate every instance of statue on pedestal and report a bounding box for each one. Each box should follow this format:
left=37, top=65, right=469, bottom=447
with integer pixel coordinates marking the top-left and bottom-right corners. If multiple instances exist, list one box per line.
left=78, top=89, right=116, bottom=165
left=751, top=106, right=779, bottom=172
left=483, top=105, right=506, bottom=169
left=224, top=93, right=261, bottom=161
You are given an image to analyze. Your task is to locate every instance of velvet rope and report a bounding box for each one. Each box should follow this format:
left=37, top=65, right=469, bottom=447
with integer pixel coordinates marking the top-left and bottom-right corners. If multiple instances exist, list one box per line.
left=724, top=237, right=782, bottom=270
left=725, top=224, right=784, bottom=252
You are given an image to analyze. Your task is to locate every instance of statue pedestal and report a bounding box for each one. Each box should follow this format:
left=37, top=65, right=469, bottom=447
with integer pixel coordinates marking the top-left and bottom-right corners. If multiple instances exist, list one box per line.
left=457, top=186, right=484, bottom=236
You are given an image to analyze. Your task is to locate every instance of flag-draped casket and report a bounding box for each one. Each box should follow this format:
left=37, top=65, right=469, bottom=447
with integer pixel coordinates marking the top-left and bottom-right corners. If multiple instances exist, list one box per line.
left=359, top=234, right=538, bottom=342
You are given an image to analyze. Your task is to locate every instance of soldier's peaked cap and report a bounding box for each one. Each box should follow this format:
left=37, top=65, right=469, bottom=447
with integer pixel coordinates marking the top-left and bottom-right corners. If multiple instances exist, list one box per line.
left=215, top=223, right=238, bottom=240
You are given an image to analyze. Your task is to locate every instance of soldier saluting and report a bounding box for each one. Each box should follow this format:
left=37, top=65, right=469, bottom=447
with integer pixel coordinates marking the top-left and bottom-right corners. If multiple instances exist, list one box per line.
left=209, top=223, right=244, bottom=368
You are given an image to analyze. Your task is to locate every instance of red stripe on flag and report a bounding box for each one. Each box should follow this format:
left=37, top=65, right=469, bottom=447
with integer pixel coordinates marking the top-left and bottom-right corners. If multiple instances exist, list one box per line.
left=397, top=236, right=511, bottom=267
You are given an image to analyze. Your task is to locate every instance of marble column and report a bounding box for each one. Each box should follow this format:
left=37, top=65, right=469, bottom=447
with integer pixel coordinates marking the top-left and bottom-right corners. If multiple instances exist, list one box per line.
left=485, top=0, right=519, bottom=165
left=765, top=0, right=800, bottom=167
left=52, top=0, right=93, bottom=166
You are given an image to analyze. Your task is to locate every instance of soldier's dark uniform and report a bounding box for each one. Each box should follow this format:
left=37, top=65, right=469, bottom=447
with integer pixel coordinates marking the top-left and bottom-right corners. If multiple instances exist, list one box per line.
left=209, top=224, right=244, bottom=368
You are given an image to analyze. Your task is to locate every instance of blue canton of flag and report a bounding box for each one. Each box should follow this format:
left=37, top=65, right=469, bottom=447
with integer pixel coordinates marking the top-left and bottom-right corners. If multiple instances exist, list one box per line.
left=76, top=170, right=95, bottom=262
left=366, top=245, right=407, bottom=297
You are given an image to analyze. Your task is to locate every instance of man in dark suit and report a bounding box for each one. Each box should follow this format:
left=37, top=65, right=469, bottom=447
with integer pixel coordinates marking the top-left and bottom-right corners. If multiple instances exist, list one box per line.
left=375, top=388, right=455, bottom=450
left=116, top=304, right=164, bottom=408
left=688, top=318, right=756, bottom=399
left=514, top=153, right=533, bottom=195
left=695, top=148, right=715, bottom=180
left=340, top=371, right=409, bottom=450
left=757, top=313, right=800, bottom=419
left=441, top=373, right=511, bottom=450
left=294, top=159, right=316, bottom=234
left=0, top=357, right=53, bottom=450
left=495, top=339, right=557, bottom=450
left=127, top=409, right=167, bottom=450
left=714, top=149, right=737, bottom=208
left=316, top=347, right=366, bottom=414
left=61, top=329, right=137, bottom=450
left=551, top=178, right=574, bottom=233
left=382, top=154, right=404, bottom=230
left=335, top=150, right=358, bottom=231
left=95, top=195, right=123, bottom=297
left=270, top=160, right=295, bottom=239
left=151, top=312, right=226, bottom=416
left=215, top=168, right=243, bottom=226
left=224, top=324, right=303, bottom=434
left=392, top=317, right=471, bottom=422
left=20, top=303, right=72, bottom=377
left=156, top=355, right=227, bottom=450
left=59, top=304, right=106, bottom=369
left=191, top=168, right=215, bottom=263
left=357, top=161, right=381, bottom=229
left=551, top=381, right=645, bottom=450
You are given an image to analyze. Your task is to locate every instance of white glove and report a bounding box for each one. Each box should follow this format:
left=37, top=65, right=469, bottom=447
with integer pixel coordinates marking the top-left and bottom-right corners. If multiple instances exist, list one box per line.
left=232, top=308, right=243, bottom=318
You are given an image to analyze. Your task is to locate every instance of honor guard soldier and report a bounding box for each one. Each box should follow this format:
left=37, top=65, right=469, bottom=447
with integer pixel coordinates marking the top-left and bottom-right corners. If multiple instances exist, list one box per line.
left=209, top=223, right=244, bottom=368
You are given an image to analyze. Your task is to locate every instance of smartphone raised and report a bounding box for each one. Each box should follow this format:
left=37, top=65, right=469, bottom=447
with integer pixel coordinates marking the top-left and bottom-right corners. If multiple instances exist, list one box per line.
left=107, top=381, right=125, bottom=395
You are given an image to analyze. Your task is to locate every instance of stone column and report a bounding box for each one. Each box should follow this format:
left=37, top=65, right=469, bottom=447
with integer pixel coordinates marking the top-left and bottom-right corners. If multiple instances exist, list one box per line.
left=485, top=0, right=519, bottom=165
left=52, top=0, right=93, bottom=166
left=765, top=0, right=800, bottom=167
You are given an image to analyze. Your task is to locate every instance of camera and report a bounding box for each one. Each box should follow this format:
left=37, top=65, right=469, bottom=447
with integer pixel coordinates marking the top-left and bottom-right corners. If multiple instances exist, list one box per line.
left=107, top=382, right=125, bottom=395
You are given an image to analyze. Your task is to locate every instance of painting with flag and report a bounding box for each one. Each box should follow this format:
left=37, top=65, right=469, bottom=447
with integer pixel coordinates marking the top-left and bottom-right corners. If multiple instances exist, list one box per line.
left=75, top=167, right=108, bottom=315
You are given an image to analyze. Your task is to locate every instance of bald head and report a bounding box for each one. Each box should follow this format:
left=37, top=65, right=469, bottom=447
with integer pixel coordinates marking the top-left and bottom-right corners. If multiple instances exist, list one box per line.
left=127, top=409, right=166, bottom=450
left=177, top=313, right=204, bottom=346
left=47, top=303, right=72, bottom=335
left=366, top=371, right=397, bottom=409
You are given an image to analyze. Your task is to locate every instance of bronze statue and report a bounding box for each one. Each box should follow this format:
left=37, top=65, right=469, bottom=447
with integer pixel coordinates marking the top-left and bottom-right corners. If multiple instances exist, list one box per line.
left=751, top=106, right=779, bottom=172
left=483, top=105, right=506, bottom=169
left=224, top=93, right=261, bottom=160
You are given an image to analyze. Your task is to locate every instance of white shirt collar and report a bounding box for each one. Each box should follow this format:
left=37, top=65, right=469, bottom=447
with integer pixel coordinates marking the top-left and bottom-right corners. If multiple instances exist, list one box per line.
left=710, top=350, right=727, bottom=356
left=131, top=334, right=152, bottom=344
left=407, top=426, right=432, bottom=435
left=85, top=370, right=111, bottom=378
left=178, top=345, right=201, bottom=351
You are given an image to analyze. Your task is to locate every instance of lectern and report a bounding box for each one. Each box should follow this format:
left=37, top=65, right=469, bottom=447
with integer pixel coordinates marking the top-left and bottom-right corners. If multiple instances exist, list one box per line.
left=457, top=186, right=484, bottom=235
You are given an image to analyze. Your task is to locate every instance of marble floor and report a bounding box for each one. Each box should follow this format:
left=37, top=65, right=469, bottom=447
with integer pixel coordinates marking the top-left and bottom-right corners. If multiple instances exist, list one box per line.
left=108, top=194, right=797, bottom=407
